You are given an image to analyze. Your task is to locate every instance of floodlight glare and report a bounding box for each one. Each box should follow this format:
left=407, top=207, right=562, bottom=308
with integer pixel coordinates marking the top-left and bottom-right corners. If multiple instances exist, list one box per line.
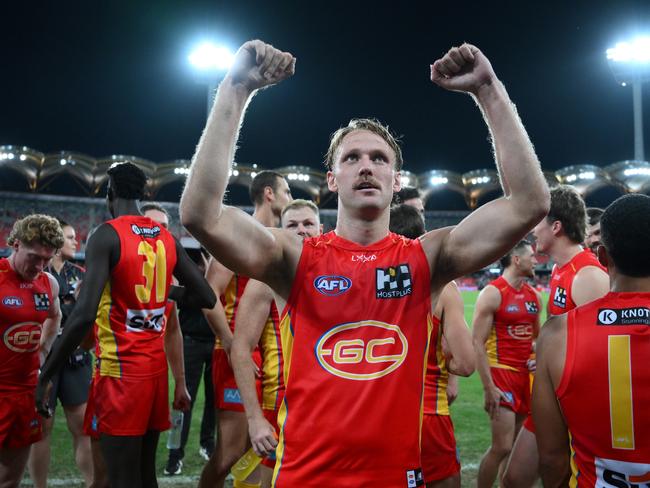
left=189, top=43, right=234, bottom=71
left=606, top=37, right=650, bottom=63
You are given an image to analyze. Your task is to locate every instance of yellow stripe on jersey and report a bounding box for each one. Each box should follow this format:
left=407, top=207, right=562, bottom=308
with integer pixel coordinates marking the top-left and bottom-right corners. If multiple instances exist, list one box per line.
left=568, top=431, right=579, bottom=488
left=261, top=314, right=282, bottom=410
left=419, top=314, right=434, bottom=449
left=486, top=328, right=518, bottom=372
left=273, top=311, right=295, bottom=487
left=608, top=335, right=635, bottom=450
left=96, top=283, right=121, bottom=378
left=434, top=328, right=450, bottom=416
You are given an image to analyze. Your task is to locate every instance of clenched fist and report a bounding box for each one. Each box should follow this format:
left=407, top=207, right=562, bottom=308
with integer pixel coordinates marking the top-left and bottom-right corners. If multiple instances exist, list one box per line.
left=228, top=40, right=296, bottom=91
left=430, top=43, right=497, bottom=95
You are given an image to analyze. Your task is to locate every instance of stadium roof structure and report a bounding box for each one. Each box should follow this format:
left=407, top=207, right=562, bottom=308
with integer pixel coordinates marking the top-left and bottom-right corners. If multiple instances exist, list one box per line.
left=0, top=145, right=648, bottom=209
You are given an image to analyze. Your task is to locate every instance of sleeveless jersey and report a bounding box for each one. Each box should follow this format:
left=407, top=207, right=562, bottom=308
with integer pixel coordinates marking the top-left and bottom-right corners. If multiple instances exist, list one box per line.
left=215, top=273, right=249, bottom=349
left=0, top=258, right=53, bottom=394
left=486, top=276, right=539, bottom=372
left=557, top=292, right=650, bottom=487
left=549, top=249, right=605, bottom=316
left=94, top=215, right=177, bottom=379
left=273, top=232, right=434, bottom=488
left=423, top=315, right=449, bottom=416
left=260, top=300, right=284, bottom=411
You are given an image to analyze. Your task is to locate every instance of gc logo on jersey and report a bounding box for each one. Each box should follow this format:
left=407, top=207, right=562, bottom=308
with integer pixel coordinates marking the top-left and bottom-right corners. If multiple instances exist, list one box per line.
left=2, top=296, right=23, bottom=308
left=595, top=458, right=650, bottom=487
left=552, top=286, right=567, bottom=309
left=125, top=306, right=166, bottom=333
left=315, top=320, right=408, bottom=381
left=4, top=322, right=41, bottom=353
left=313, top=275, right=352, bottom=296
left=375, top=264, right=412, bottom=299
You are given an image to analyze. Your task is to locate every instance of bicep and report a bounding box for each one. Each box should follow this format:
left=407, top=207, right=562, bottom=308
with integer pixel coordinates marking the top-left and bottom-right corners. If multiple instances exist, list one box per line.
left=472, top=288, right=500, bottom=344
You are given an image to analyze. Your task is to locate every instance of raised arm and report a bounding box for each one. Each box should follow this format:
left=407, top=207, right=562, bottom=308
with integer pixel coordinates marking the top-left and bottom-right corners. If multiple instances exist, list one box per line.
left=179, top=40, right=299, bottom=285
left=231, top=279, right=278, bottom=456
left=36, top=223, right=116, bottom=416
left=436, top=282, right=474, bottom=377
left=423, top=44, right=550, bottom=287
left=471, top=285, right=506, bottom=420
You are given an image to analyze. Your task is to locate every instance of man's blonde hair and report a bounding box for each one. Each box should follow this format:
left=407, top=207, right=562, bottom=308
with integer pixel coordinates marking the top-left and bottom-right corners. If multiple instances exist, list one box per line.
left=281, top=199, right=319, bottom=221
left=324, top=118, right=403, bottom=171
left=7, top=214, right=65, bottom=250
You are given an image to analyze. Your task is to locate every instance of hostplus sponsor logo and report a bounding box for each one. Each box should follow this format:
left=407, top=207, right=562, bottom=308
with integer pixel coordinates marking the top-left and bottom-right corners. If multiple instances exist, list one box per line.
left=375, top=264, right=412, bottom=299
left=313, top=275, right=352, bottom=296
left=130, top=224, right=161, bottom=238
left=597, top=307, right=650, bottom=326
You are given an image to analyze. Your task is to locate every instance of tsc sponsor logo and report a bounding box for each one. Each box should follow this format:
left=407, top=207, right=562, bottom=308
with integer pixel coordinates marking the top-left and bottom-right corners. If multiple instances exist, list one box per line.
left=552, top=286, right=567, bottom=309
left=595, top=458, right=650, bottom=487
left=315, top=320, right=408, bottom=381
left=125, top=306, right=166, bottom=333
left=507, top=324, right=533, bottom=340
left=2, top=296, right=23, bottom=308
left=130, top=224, right=161, bottom=238
left=3, top=322, right=41, bottom=353
left=525, top=301, right=539, bottom=314
left=313, top=275, right=352, bottom=296
left=598, top=308, right=650, bottom=326
left=375, top=264, right=412, bottom=299
left=351, top=254, right=377, bottom=263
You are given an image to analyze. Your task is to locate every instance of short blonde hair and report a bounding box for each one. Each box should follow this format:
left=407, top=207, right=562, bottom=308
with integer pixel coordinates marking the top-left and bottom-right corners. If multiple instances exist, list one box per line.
left=324, top=118, right=403, bottom=171
left=7, top=214, right=65, bottom=250
left=281, top=199, right=319, bottom=221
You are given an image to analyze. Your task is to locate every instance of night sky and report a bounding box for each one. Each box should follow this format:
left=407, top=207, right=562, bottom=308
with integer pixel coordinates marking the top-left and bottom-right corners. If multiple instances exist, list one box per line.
left=2, top=0, right=650, bottom=179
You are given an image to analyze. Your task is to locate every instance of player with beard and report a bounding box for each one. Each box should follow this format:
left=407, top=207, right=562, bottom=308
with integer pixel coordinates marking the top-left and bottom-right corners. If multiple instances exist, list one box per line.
left=584, top=207, right=603, bottom=255
left=473, top=240, right=540, bottom=488
left=180, top=40, right=550, bottom=486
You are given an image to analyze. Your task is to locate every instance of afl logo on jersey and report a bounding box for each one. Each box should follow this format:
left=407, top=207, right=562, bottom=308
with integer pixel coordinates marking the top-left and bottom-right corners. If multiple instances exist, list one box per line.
left=2, top=296, right=23, bottom=308
left=4, top=322, right=41, bottom=352
left=315, top=320, right=408, bottom=380
left=314, top=275, right=352, bottom=296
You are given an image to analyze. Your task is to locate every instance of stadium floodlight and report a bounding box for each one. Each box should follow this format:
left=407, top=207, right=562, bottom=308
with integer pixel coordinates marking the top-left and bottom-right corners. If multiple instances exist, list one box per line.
left=606, top=36, right=650, bottom=161
left=188, top=42, right=235, bottom=117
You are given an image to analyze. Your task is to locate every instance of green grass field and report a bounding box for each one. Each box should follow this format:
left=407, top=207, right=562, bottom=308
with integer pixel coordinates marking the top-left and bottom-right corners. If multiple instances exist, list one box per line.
left=26, top=290, right=548, bottom=487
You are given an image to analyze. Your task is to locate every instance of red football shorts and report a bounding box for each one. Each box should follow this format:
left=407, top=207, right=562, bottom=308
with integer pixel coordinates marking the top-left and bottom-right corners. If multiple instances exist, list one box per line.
left=490, top=367, right=531, bottom=415
left=86, top=372, right=170, bottom=436
left=260, top=407, right=280, bottom=469
left=0, top=391, right=42, bottom=449
left=212, top=347, right=262, bottom=412
left=421, top=414, right=460, bottom=483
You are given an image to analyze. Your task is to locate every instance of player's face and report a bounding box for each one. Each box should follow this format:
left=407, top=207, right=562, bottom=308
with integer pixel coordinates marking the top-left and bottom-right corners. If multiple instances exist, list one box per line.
left=327, top=130, right=400, bottom=214
left=60, top=225, right=78, bottom=261
left=271, top=178, right=293, bottom=216
left=516, top=245, right=537, bottom=278
left=13, top=241, right=57, bottom=281
left=144, top=209, right=169, bottom=228
left=403, top=197, right=425, bottom=220
left=584, top=222, right=601, bottom=253
left=282, top=207, right=320, bottom=239
left=532, top=217, right=553, bottom=254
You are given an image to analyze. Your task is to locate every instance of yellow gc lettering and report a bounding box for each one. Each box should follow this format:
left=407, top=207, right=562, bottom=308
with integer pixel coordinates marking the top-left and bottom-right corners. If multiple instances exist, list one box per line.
left=332, top=340, right=364, bottom=363
left=366, top=338, right=400, bottom=363
left=135, top=241, right=167, bottom=303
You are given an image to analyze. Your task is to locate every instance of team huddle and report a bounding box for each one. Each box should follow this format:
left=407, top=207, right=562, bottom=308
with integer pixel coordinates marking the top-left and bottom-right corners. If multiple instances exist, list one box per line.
left=0, top=39, right=648, bottom=488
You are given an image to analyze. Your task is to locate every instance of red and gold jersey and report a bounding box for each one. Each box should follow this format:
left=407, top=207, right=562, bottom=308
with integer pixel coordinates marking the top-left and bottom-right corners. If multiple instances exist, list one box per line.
left=94, top=216, right=177, bottom=379
left=486, top=276, right=539, bottom=372
left=260, top=300, right=284, bottom=411
left=273, top=232, right=434, bottom=488
left=215, top=273, right=249, bottom=349
left=557, top=292, right=650, bottom=487
left=423, top=315, right=449, bottom=416
left=549, top=249, right=605, bottom=316
left=0, top=258, right=53, bottom=394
